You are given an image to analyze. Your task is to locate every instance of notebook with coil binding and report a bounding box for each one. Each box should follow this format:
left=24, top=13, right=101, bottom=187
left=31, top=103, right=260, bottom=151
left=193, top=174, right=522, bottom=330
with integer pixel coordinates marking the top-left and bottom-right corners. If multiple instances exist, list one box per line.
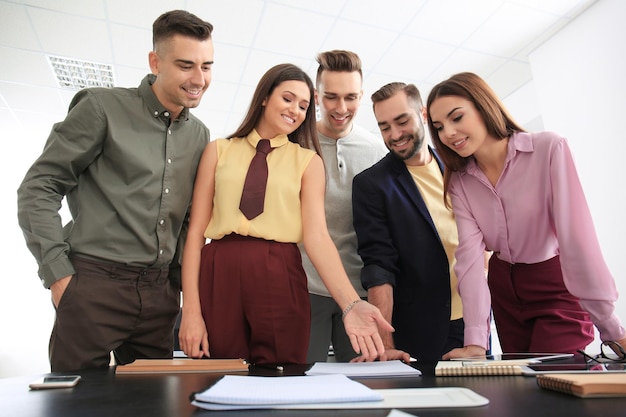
left=435, top=361, right=523, bottom=376
left=536, top=373, right=626, bottom=398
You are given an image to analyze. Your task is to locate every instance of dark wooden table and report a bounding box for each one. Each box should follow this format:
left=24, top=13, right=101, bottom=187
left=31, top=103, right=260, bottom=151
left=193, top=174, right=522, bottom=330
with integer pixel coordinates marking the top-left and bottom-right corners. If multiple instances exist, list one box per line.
left=1, top=362, right=623, bottom=417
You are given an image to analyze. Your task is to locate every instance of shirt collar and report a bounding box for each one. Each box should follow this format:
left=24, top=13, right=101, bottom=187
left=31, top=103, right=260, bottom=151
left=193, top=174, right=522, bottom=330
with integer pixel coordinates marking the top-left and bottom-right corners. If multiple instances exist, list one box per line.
left=140, top=74, right=190, bottom=122
left=246, top=129, right=290, bottom=148
left=465, top=131, right=531, bottom=175
left=508, top=131, right=533, bottom=153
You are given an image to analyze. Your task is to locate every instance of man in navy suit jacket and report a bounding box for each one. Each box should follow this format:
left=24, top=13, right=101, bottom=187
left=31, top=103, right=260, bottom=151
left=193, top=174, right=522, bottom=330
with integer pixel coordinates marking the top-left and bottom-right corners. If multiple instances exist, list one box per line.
left=352, top=82, right=465, bottom=362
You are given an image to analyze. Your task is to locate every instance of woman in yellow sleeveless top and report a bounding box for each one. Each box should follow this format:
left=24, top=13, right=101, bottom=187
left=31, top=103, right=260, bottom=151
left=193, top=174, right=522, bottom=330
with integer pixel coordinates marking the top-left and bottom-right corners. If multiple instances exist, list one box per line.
left=178, top=63, right=392, bottom=365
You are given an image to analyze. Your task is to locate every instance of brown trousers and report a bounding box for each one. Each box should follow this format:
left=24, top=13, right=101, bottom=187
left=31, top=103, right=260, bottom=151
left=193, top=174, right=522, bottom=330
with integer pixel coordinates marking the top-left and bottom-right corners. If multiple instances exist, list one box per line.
left=49, top=256, right=180, bottom=372
left=199, top=234, right=310, bottom=365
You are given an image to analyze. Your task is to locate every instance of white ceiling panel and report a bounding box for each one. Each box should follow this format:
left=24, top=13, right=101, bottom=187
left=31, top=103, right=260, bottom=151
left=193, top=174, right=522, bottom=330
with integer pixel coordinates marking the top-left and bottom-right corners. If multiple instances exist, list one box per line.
left=105, top=0, right=184, bottom=27
left=211, top=44, right=251, bottom=85
left=340, top=0, right=427, bottom=31
left=485, top=59, right=534, bottom=98
left=320, top=21, right=398, bottom=72
left=112, top=65, right=148, bottom=89
left=511, top=15, right=571, bottom=61
left=403, top=0, right=501, bottom=45
left=0, top=2, right=40, bottom=50
left=0, top=82, right=65, bottom=119
left=0, top=107, right=19, bottom=129
left=239, top=49, right=312, bottom=87
left=463, top=2, right=561, bottom=58
left=19, top=0, right=106, bottom=18
left=188, top=0, right=265, bottom=48
left=426, top=49, right=508, bottom=85
left=109, top=23, right=151, bottom=69
left=270, top=0, right=349, bottom=14
left=0, top=0, right=599, bottom=140
left=375, top=35, right=456, bottom=81
left=254, top=3, right=333, bottom=59
left=0, top=47, right=56, bottom=86
left=13, top=107, right=66, bottom=130
left=509, top=0, right=592, bottom=16
left=28, top=7, right=112, bottom=61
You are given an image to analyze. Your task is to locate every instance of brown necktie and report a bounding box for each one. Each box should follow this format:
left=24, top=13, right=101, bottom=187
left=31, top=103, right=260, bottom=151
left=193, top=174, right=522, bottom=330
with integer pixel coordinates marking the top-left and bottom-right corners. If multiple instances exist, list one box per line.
left=239, top=139, right=274, bottom=220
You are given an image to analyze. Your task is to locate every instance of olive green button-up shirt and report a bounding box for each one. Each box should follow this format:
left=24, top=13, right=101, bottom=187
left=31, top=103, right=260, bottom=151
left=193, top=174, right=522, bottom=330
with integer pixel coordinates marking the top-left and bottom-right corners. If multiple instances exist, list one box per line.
left=17, top=74, right=210, bottom=288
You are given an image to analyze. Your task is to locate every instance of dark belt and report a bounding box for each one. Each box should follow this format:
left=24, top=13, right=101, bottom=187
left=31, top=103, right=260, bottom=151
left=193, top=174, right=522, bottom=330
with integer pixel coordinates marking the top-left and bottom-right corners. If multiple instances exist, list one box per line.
left=218, top=233, right=268, bottom=243
left=71, top=255, right=169, bottom=282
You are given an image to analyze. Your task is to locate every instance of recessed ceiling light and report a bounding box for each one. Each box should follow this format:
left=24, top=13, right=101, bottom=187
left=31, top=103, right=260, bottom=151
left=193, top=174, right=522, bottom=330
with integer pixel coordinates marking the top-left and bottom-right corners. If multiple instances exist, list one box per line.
left=46, top=54, right=115, bottom=90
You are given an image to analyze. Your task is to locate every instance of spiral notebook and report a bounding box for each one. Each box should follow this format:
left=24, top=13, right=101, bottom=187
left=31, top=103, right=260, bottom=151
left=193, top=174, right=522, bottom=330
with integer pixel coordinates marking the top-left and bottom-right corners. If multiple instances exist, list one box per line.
left=435, top=360, right=524, bottom=376
left=437, top=353, right=574, bottom=376
left=536, top=373, right=626, bottom=398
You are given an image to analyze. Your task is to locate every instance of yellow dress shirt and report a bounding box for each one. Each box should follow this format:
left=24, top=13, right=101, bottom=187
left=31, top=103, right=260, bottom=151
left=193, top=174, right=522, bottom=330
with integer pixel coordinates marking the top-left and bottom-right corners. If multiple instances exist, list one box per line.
left=408, top=159, right=463, bottom=320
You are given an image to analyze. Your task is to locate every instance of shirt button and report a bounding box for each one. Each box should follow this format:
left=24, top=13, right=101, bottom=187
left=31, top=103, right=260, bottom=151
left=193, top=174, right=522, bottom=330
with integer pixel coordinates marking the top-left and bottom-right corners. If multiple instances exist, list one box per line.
left=164, top=112, right=170, bottom=117
left=159, top=249, right=164, bottom=255
left=168, top=129, right=172, bottom=135
left=159, top=219, right=165, bottom=225
left=167, top=158, right=172, bottom=164
left=154, top=111, right=159, bottom=116
left=164, top=188, right=170, bottom=194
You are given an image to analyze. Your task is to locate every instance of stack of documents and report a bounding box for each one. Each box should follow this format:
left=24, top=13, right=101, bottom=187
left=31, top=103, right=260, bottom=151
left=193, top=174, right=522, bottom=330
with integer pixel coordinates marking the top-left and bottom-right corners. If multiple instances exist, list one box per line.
left=191, top=374, right=382, bottom=410
left=306, top=360, right=421, bottom=377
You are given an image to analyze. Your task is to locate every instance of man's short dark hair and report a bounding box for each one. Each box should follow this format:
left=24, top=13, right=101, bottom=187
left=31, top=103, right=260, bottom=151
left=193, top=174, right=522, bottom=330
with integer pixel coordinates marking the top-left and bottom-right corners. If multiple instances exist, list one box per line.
left=371, top=82, right=423, bottom=112
left=315, top=50, right=362, bottom=87
left=152, top=10, right=213, bottom=50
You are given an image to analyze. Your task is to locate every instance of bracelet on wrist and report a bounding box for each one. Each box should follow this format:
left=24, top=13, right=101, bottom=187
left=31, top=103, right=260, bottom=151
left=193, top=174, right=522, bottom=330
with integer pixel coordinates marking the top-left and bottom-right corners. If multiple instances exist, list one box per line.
left=342, top=299, right=363, bottom=320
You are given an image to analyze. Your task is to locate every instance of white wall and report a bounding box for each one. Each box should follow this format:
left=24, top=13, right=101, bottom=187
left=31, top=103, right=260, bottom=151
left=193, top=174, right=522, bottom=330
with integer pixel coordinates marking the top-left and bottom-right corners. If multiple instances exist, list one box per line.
left=3, top=123, right=57, bottom=377
left=2, top=0, right=624, bottom=378
left=528, top=0, right=626, bottom=348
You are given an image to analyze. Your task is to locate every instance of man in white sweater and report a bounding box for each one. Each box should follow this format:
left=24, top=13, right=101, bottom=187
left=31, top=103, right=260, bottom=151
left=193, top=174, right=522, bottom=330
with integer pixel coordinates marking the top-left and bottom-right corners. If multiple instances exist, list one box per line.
left=300, top=50, right=388, bottom=362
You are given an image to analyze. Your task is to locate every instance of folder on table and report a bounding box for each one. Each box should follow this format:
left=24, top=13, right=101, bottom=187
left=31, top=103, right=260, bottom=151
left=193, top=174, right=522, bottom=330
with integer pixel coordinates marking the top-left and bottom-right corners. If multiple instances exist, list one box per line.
left=115, top=358, right=249, bottom=374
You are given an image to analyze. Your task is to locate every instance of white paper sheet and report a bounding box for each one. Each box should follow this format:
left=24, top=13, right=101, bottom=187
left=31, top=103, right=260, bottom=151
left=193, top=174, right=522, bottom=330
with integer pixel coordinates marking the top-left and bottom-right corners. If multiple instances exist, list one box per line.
left=192, top=387, right=489, bottom=410
left=387, top=410, right=417, bottom=417
left=193, top=374, right=381, bottom=406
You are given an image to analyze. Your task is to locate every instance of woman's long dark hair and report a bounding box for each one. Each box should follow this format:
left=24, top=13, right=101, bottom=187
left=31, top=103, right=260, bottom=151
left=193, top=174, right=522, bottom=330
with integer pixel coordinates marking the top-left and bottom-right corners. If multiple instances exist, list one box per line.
left=426, top=72, right=525, bottom=202
left=228, top=63, right=321, bottom=156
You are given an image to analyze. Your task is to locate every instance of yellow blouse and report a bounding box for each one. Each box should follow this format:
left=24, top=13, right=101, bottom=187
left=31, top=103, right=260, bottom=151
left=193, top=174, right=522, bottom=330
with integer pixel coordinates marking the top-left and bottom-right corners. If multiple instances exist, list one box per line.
left=204, top=130, right=316, bottom=243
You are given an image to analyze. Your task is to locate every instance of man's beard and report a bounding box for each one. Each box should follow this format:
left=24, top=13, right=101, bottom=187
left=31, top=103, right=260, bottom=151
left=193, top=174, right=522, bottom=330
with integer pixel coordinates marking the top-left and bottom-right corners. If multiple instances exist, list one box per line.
left=390, top=132, right=424, bottom=161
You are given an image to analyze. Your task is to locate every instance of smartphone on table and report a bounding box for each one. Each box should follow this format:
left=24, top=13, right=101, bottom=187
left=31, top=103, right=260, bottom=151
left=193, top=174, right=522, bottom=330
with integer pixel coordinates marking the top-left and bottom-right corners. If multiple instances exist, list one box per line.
left=29, top=375, right=81, bottom=390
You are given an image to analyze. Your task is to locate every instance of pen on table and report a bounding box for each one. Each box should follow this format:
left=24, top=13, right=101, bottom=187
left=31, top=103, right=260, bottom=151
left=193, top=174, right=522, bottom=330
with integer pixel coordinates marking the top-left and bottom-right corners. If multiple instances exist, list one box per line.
left=462, top=360, right=532, bottom=367
left=533, top=353, right=574, bottom=362
left=461, top=353, right=574, bottom=367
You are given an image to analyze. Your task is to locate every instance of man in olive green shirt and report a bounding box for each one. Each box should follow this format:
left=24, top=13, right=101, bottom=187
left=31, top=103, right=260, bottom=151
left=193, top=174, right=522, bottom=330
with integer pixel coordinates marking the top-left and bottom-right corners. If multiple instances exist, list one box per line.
left=17, top=10, right=214, bottom=372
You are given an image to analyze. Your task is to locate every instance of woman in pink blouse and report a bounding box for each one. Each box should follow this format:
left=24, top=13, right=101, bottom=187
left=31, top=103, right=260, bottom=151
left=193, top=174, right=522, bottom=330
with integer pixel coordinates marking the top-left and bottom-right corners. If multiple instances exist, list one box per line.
left=426, top=72, right=626, bottom=358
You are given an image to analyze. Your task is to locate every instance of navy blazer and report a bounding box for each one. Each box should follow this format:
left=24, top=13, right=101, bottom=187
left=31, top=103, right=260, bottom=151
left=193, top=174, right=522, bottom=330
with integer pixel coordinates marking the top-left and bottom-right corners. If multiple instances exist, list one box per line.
left=352, top=148, right=458, bottom=361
